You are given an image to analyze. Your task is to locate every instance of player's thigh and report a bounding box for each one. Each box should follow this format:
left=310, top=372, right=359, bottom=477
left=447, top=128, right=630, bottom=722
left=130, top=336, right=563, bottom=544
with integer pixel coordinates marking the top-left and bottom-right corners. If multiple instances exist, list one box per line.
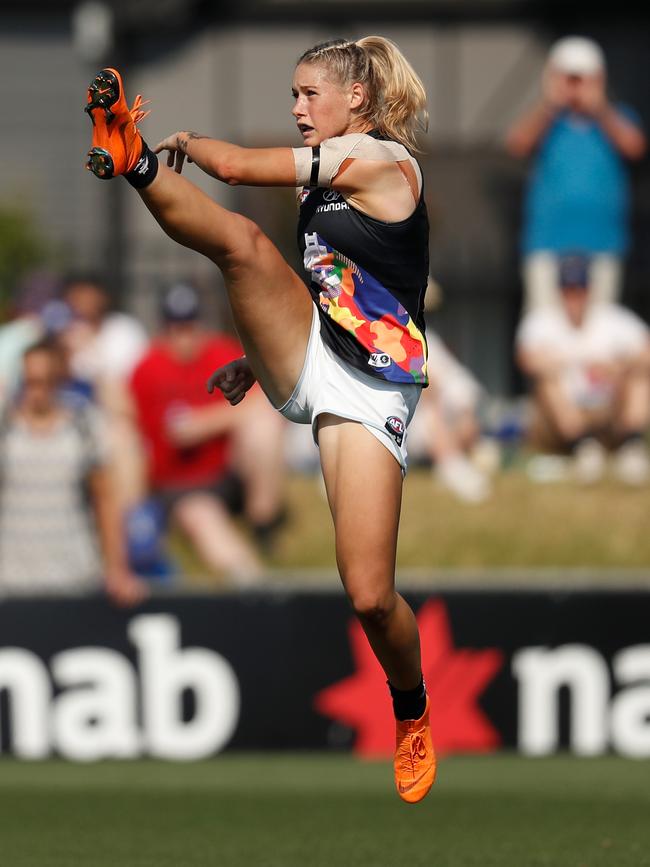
left=222, top=218, right=314, bottom=408
left=318, top=415, right=403, bottom=604
left=142, top=166, right=311, bottom=407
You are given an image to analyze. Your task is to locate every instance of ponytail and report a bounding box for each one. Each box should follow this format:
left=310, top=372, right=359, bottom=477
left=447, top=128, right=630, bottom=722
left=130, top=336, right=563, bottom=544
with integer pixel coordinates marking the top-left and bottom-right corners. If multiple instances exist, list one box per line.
left=355, top=36, right=428, bottom=152
left=297, top=36, right=428, bottom=152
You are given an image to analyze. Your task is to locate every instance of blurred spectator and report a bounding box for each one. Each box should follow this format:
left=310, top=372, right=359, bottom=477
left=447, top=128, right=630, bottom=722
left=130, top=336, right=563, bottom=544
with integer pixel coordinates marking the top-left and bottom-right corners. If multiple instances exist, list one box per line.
left=60, top=273, right=149, bottom=507
left=0, top=339, right=146, bottom=603
left=516, top=253, right=650, bottom=484
left=0, top=272, right=58, bottom=410
left=129, top=284, right=286, bottom=585
left=62, top=273, right=149, bottom=389
left=409, top=331, right=493, bottom=503
left=506, top=36, right=646, bottom=311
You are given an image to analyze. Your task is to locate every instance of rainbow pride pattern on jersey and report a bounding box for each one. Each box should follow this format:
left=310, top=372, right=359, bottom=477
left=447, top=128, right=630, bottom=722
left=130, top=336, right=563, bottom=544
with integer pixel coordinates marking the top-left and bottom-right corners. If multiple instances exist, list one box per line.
left=303, top=232, right=428, bottom=385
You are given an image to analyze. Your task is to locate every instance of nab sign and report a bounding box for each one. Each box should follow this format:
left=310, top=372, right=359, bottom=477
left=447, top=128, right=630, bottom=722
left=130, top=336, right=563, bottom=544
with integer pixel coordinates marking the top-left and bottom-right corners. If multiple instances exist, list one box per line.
left=514, top=643, right=650, bottom=758
left=0, top=590, right=649, bottom=759
left=0, top=614, right=239, bottom=761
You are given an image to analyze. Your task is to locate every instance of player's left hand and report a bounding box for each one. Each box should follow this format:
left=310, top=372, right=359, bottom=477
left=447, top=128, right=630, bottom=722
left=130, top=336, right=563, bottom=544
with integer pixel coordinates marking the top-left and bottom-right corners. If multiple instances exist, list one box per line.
left=207, top=357, right=256, bottom=406
left=153, top=132, right=193, bottom=173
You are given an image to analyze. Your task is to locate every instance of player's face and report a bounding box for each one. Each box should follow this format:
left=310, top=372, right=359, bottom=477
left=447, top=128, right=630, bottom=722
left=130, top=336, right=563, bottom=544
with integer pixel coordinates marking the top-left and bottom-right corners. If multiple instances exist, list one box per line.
left=292, top=62, right=366, bottom=145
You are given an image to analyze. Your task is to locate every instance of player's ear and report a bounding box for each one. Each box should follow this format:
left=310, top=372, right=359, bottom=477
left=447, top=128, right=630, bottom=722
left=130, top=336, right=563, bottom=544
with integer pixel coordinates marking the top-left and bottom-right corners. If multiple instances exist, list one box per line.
left=349, top=82, right=366, bottom=111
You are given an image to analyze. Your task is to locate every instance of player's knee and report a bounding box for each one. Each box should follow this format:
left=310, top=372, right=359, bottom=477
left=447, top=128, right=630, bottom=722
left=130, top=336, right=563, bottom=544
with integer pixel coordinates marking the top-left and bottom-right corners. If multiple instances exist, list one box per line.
left=348, top=586, right=396, bottom=627
left=224, top=214, right=265, bottom=264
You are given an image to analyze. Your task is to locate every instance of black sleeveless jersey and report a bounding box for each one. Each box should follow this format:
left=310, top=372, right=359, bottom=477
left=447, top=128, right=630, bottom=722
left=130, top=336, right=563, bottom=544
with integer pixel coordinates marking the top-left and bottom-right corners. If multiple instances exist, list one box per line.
left=296, top=134, right=429, bottom=386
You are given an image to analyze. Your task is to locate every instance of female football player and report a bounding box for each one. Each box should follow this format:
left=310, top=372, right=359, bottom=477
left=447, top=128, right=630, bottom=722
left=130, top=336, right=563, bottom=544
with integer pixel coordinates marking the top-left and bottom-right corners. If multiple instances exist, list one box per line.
left=85, top=36, right=435, bottom=802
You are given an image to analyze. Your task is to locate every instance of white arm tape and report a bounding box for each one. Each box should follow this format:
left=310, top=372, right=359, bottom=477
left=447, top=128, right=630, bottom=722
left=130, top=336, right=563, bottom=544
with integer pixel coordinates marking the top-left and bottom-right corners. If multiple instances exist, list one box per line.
left=292, top=134, right=413, bottom=188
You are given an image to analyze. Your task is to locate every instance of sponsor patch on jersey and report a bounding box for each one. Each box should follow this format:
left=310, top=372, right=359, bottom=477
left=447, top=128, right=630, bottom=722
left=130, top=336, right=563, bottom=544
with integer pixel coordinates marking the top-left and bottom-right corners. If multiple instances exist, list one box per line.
left=368, top=352, right=392, bottom=369
left=316, top=201, right=350, bottom=214
left=322, top=189, right=340, bottom=202
left=385, top=415, right=405, bottom=447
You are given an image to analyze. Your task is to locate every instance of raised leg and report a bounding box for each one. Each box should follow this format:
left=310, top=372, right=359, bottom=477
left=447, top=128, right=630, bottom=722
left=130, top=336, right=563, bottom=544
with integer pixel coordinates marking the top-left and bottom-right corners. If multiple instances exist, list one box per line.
left=136, top=164, right=313, bottom=407
left=85, top=68, right=312, bottom=405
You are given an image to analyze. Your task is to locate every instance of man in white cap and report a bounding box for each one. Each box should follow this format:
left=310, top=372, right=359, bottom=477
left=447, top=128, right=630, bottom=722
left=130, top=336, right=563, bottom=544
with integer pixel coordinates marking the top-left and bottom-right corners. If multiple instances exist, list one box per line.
left=506, top=36, right=646, bottom=311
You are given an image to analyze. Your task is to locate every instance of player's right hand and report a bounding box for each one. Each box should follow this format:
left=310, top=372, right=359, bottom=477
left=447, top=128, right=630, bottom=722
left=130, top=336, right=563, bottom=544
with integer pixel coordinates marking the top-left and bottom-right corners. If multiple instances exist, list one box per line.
left=206, top=357, right=257, bottom=406
left=154, top=131, right=193, bottom=173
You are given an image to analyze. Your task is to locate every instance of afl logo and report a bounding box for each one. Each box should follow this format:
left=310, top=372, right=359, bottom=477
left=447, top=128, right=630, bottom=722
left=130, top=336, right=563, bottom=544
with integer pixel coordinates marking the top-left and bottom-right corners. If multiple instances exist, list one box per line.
left=368, top=352, right=392, bottom=369
left=322, top=189, right=340, bottom=202
left=385, top=416, right=405, bottom=447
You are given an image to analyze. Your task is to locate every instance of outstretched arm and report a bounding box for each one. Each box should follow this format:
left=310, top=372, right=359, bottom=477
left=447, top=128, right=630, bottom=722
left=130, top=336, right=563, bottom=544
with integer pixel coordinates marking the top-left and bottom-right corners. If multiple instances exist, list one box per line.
left=154, top=131, right=297, bottom=186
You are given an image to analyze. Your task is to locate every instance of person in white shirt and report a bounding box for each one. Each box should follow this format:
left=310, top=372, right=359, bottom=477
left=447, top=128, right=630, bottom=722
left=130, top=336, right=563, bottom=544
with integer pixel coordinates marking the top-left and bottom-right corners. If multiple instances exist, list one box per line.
left=61, top=274, right=149, bottom=388
left=60, top=274, right=149, bottom=507
left=516, top=253, right=650, bottom=484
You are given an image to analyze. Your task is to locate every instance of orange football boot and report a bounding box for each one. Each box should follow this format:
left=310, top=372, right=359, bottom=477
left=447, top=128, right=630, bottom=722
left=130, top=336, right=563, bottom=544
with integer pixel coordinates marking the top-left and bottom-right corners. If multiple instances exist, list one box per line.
left=85, top=68, right=150, bottom=179
left=394, top=695, right=437, bottom=804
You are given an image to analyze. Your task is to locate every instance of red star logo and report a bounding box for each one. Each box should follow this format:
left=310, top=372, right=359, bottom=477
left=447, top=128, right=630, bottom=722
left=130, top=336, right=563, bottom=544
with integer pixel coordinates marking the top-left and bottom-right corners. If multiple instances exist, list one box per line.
left=314, top=599, right=503, bottom=757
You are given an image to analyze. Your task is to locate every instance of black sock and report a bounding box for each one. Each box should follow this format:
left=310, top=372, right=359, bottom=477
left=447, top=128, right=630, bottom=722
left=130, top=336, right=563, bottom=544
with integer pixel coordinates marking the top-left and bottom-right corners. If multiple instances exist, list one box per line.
left=125, top=140, right=159, bottom=189
left=388, top=677, right=426, bottom=721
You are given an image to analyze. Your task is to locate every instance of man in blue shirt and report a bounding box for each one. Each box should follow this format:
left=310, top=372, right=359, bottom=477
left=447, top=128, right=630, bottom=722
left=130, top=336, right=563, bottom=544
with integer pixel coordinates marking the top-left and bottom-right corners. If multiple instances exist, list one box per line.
left=506, top=36, right=646, bottom=311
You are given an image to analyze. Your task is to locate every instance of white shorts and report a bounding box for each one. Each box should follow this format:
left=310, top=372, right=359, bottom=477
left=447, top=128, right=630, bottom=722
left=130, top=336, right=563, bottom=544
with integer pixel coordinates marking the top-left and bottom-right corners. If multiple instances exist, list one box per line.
left=277, top=306, right=422, bottom=475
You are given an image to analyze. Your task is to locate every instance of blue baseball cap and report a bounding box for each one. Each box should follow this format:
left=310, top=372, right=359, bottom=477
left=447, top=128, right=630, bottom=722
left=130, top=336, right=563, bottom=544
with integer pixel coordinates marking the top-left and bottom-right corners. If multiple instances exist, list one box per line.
left=558, top=253, right=590, bottom=290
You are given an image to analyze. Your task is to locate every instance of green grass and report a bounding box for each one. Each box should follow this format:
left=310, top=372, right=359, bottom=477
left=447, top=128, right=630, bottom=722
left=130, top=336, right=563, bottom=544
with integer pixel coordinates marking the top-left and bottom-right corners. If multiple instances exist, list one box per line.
left=0, top=755, right=648, bottom=866
left=171, top=469, right=650, bottom=583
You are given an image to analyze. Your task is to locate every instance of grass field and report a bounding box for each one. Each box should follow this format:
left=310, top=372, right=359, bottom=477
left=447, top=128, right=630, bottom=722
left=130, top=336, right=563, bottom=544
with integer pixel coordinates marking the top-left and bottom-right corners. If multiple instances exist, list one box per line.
left=1, top=755, right=648, bottom=867
left=172, top=468, right=650, bottom=584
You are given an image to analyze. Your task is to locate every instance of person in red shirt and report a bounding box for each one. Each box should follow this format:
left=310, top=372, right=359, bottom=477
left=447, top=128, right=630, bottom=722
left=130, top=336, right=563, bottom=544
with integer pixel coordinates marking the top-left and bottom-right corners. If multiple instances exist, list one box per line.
left=129, top=284, right=286, bottom=584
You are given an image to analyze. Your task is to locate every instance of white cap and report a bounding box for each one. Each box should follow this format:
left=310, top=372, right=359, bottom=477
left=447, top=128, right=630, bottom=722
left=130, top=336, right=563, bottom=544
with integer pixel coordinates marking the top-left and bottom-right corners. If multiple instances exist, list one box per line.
left=548, top=37, right=605, bottom=76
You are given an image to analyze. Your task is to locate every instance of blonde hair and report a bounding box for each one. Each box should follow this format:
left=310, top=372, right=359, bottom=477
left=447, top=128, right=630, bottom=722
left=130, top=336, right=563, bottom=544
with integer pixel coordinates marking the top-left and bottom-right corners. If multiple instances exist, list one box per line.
left=297, top=36, right=428, bottom=152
